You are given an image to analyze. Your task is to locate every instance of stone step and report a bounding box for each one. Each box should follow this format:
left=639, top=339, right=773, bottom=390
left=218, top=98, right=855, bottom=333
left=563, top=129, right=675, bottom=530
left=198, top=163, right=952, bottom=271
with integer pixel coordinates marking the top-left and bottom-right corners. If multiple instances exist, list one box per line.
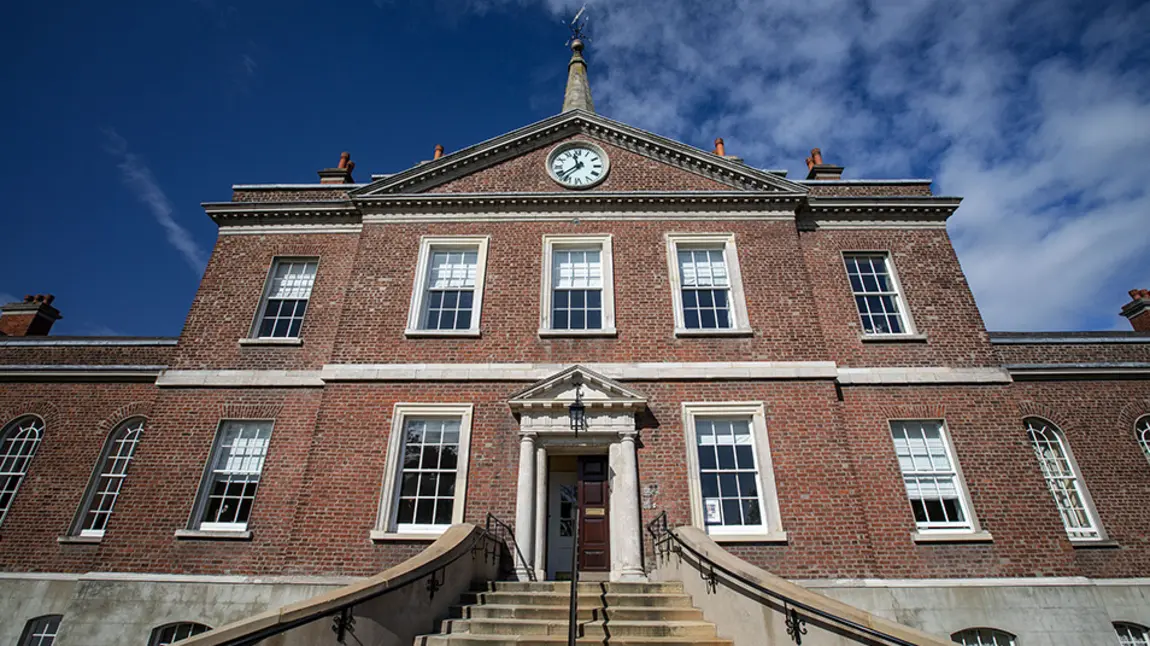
left=449, top=618, right=718, bottom=639
left=455, top=604, right=704, bottom=622
left=459, top=592, right=694, bottom=608
left=416, top=634, right=733, bottom=646
left=475, top=581, right=685, bottom=594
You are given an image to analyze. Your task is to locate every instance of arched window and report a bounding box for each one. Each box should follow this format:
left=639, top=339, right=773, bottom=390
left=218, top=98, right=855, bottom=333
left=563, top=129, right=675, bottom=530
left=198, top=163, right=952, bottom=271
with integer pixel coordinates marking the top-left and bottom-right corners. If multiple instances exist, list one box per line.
left=74, top=417, right=144, bottom=537
left=0, top=416, right=45, bottom=526
left=1136, top=415, right=1150, bottom=463
left=18, top=615, right=61, bottom=646
left=1025, top=417, right=1101, bottom=540
left=951, top=628, right=1016, bottom=646
left=148, top=622, right=210, bottom=645
left=1116, top=622, right=1150, bottom=646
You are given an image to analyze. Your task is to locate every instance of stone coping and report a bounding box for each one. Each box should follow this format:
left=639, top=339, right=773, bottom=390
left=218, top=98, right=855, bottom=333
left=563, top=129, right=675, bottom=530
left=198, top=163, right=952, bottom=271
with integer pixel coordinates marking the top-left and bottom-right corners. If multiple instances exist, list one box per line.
left=673, top=525, right=952, bottom=646
left=177, top=524, right=482, bottom=646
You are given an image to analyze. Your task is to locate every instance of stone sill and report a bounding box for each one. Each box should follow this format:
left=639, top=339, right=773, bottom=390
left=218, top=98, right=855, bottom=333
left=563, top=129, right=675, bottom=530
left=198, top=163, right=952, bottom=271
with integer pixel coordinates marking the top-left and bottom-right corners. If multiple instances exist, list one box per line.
left=174, top=529, right=253, bottom=541
left=674, top=328, right=754, bottom=338
left=1071, top=538, right=1120, bottom=549
left=404, top=329, right=481, bottom=338
left=860, top=333, right=928, bottom=344
left=709, top=531, right=788, bottom=544
left=57, top=535, right=102, bottom=545
left=370, top=530, right=442, bottom=542
left=912, top=530, right=993, bottom=544
left=239, top=338, right=303, bottom=347
left=538, top=328, right=618, bottom=338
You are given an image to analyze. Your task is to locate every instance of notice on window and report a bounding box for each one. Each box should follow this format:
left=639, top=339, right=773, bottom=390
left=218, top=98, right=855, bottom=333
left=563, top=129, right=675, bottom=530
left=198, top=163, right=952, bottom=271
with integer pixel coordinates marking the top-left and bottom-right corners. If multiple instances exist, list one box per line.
left=704, top=499, right=722, bottom=524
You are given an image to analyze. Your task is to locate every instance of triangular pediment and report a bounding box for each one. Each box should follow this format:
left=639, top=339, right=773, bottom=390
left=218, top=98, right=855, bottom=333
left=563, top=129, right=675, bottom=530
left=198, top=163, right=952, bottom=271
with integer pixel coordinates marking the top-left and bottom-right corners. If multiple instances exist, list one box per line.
left=351, top=111, right=807, bottom=197
left=508, top=365, right=647, bottom=412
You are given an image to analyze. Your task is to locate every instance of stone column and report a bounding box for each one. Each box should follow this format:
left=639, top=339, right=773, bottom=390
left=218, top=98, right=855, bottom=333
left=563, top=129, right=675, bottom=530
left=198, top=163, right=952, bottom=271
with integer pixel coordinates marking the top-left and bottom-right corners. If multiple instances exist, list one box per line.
left=513, top=433, right=537, bottom=581
left=534, top=445, right=548, bottom=580
left=613, top=431, right=646, bottom=581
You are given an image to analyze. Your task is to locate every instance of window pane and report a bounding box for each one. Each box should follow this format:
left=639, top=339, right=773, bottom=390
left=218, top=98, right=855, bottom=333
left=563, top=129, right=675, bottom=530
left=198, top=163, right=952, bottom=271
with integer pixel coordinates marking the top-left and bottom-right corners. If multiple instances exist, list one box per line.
left=81, top=419, right=144, bottom=534
left=951, top=628, right=1017, bottom=646
left=19, top=615, right=61, bottom=646
left=423, top=248, right=478, bottom=330
left=844, top=253, right=909, bottom=336
left=199, top=421, right=272, bottom=528
left=1115, top=623, right=1150, bottom=646
left=395, top=417, right=462, bottom=529
left=1026, top=418, right=1099, bottom=539
left=1137, top=416, right=1150, bottom=462
left=0, top=417, right=44, bottom=526
left=150, top=622, right=211, bottom=646
left=257, top=259, right=317, bottom=339
left=696, top=416, right=765, bottom=530
left=890, top=421, right=971, bottom=531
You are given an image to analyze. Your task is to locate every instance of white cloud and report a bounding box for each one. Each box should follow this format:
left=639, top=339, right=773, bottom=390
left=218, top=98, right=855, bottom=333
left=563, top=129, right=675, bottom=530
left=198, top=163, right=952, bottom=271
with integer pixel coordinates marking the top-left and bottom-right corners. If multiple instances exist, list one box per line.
left=0, top=293, right=16, bottom=306
left=103, top=128, right=208, bottom=274
left=481, top=0, right=1150, bottom=330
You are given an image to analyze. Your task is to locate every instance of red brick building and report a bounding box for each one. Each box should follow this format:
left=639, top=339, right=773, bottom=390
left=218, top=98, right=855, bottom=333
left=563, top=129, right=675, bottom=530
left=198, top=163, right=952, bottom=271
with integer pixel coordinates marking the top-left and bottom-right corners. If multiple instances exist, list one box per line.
left=1, top=40, right=1149, bottom=645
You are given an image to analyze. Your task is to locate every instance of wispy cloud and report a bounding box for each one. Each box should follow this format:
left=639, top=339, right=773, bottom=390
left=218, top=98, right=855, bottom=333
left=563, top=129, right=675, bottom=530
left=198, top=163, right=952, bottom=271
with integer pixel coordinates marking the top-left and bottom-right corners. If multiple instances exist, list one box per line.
left=0, top=293, right=16, bottom=306
left=474, top=0, right=1150, bottom=331
left=102, top=128, right=208, bottom=274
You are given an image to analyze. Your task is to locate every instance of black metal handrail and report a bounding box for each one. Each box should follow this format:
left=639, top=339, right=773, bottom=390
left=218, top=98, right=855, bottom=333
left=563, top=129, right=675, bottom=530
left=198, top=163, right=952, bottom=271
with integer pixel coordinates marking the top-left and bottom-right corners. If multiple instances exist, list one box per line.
left=485, top=512, right=537, bottom=582
left=646, top=511, right=919, bottom=646
left=567, top=508, right=581, bottom=646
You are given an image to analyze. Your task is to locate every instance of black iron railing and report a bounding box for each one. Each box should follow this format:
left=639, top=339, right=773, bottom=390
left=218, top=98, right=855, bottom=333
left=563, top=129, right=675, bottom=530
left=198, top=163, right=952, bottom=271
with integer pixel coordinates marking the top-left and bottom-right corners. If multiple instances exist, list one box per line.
left=646, top=511, right=918, bottom=646
left=485, top=512, right=537, bottom=582
left=567, top=508, right=581, bottom=646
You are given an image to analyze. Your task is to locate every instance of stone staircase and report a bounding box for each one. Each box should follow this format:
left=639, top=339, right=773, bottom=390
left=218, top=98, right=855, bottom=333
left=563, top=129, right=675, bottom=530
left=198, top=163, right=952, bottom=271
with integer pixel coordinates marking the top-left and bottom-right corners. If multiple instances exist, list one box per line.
left=416, top=581, right=731, bottom=646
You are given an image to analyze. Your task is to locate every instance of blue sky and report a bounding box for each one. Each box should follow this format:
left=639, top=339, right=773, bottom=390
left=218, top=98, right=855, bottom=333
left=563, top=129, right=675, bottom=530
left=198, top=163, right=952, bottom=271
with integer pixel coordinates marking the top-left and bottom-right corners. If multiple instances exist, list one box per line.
left=2, top=0, right=1148, bottom=336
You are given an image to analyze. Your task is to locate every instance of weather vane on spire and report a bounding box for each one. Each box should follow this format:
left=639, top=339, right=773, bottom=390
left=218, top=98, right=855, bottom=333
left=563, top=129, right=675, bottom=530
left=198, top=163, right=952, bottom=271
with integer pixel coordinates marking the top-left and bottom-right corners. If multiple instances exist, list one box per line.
left=566, top=4, right=590, bottom=47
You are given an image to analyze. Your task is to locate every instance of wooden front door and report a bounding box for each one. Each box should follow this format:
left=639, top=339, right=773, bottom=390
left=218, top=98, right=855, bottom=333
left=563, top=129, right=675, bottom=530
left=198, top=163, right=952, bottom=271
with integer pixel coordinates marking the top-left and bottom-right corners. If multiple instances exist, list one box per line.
left=577, top=456, right=610, bottom=571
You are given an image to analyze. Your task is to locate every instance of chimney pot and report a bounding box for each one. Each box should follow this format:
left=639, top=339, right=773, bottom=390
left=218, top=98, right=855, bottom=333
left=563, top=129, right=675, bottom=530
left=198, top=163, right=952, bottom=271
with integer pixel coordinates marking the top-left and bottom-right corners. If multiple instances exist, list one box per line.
left=805, top=147, right=843, bottom=180
left=1, top=293, right=63, bottom=337
left=713, top=138, right=726, bottom=157
left=811, top=148, right=824, bottom=165
left=338, top=152, right=351, bottom=169
left=434, top=144, right=445, bottom=160
left=1122, top=288, right=1150, bottom=332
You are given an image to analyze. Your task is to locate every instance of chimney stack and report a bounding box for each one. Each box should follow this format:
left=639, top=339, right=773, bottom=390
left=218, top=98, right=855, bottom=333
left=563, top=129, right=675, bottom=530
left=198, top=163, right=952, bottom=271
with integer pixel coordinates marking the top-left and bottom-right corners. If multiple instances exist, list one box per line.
left=1121, top=289, right=1150, bottom=332
left=0, top=294, right=62, bottom=337
left=805, top=147, right=844, bottom=180
left=317, top=152, right=356, bottom=184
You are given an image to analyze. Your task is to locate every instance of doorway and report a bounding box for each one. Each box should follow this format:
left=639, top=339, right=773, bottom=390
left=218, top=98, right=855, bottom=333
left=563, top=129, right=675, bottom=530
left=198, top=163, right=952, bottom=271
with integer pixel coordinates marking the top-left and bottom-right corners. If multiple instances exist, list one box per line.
left=545, top=455, right=611, bottom=580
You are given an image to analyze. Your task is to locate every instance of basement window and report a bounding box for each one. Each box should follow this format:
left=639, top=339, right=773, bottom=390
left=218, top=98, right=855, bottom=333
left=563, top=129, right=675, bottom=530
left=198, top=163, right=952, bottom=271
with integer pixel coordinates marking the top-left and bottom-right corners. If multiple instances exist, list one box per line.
left=951, top=628, right=1016, bottom=646
left=191, top=421, right=273, bottom=532
left=1116, top=623, right=1150, bottom=646
left=17, top=615, right=62, bottom=646
left=252, top=258, right=318, bottom=339
left=149, top=622, right=211, bottom=646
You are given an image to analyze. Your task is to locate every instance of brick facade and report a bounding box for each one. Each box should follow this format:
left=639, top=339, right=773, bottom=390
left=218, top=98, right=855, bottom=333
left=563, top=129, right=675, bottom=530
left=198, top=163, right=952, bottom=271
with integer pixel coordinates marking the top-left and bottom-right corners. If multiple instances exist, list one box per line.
left=2, top=110, right=1148, bottom=597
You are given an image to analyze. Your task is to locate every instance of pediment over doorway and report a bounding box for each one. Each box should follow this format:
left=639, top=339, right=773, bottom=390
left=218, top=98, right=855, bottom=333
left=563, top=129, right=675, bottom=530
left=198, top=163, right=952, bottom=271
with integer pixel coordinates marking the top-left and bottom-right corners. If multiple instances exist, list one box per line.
left=508, top=365, right=647, bottom=413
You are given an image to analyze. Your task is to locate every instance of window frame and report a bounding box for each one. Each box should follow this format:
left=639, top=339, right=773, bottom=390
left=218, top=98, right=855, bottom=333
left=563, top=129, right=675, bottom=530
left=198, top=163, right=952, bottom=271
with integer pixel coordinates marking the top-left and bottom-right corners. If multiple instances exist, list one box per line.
left=538, top=234, right=617, bottom=337
left=374, top=403, right=474, bottom=540
left=841, top=251, right=917, bottom=337
left=1136, top=415, right=1150, bottom=465
left=665, top=233, right=752, bottom=337
left=70, top=417, right=145, bottom=539
left=248, top=256, right=320, bottom=341
left=1024, top=416, right=1105, bottom=543
left=1116, top=622, right=1150, bottom=646
left=681, top=402, right=785, bottom=542
left=405, top=236, right=490, bottom=337
left=0, top=415, right=45, bottom=527
left=950, top=627, right=1017, bottom=646
left=888, top=419, right=984, bottom=537
left=17, top=614, right=62, bottom=646
left=148, top=622, right=211, bottom=646
left=188, top=419, right=275, bottom=534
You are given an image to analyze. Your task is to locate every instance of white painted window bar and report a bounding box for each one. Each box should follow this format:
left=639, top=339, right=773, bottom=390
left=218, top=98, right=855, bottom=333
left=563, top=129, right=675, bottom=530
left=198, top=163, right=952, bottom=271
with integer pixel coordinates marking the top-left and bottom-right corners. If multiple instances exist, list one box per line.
left=951, top=628, right=1017, bottom=646
left=149, top=622, right=211, bottom=646
left=197, top=421, right=272, bottom=531
left=395, top=417, right=461, bottom=531
left=695, top=417, right=766, bottom=530
left=844, top=253, right=910, bottom=335
left=78, top=418, right=144, bottom=537
left=1137, top=415, right=1150, bottom=463
left=677, top=248, right=732, bottom=330
left=18, top=615, right=61, bottom=646
left=1116, top=622, right=1150, bottom=646
left=423, top=250, right=478, bottom=330
left=255, top=259, right=317, bottom=338
left=1025, top=417, right=1100, bottom=540
left=551, top=247, right=604, bottom=330
left=890, top=421, right=972, bottom=531
left=0, top=416, right=45, bottom=526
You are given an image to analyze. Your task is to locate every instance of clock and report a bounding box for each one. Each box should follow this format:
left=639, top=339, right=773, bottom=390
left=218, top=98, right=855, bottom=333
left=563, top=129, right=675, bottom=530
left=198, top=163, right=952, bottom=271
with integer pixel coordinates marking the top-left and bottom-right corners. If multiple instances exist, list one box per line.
left=547, top=141, right=610, bottom=189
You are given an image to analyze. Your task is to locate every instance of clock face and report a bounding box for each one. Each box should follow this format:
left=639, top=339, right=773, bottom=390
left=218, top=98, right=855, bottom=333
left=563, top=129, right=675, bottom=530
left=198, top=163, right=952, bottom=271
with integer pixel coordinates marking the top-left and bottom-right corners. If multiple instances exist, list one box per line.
left=548, top=144, right=608, bottom=188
